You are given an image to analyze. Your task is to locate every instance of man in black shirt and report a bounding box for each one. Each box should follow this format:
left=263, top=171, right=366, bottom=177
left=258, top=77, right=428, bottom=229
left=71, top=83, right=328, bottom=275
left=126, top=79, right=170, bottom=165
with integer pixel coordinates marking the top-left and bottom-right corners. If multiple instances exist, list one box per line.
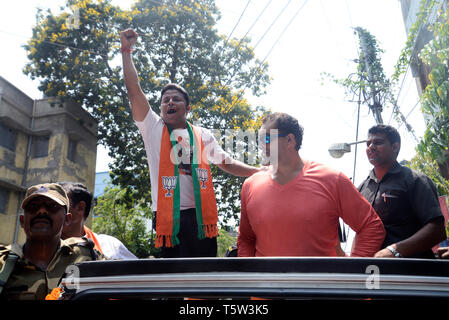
left=358, top=125, right=446, bottom=258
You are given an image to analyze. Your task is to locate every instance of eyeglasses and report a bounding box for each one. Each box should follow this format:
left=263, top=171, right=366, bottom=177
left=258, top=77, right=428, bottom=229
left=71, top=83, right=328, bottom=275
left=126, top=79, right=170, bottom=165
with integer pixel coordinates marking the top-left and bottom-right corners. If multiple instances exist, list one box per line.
left=260, top=132, right=289, bottom=144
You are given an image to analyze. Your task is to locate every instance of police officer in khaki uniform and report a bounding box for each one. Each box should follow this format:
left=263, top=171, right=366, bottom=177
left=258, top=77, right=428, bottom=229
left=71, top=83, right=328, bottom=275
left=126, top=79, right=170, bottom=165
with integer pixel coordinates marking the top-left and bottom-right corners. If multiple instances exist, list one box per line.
left=0, top=183, right=104, bottom=300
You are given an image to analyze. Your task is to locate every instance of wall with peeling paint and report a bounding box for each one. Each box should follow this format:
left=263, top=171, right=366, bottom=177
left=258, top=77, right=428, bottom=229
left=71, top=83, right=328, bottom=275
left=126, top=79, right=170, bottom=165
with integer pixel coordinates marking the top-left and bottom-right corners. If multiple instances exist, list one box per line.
left=0, top=76, right=97, bottom=245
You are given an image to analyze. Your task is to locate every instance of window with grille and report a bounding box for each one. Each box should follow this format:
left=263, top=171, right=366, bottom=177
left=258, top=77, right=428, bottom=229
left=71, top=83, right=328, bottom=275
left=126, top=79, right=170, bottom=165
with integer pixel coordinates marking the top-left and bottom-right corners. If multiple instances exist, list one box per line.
left=68, top=138, right=77, bottom=162
left=0, top=122, right=17, bottom=151
left=31, top=135, right=49, bottom=158
left=0, top=187, right=9, bottom=214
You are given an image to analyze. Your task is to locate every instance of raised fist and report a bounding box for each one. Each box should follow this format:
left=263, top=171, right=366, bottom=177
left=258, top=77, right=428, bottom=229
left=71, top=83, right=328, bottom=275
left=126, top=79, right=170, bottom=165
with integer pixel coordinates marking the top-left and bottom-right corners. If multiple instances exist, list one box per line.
left=120, top=28, right=138, bottom=51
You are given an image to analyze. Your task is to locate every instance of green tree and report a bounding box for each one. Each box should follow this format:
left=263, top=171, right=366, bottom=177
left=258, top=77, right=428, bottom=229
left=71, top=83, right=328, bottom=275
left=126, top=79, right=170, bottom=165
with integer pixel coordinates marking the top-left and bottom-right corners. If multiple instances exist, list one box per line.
left=216, top=228, right=237, bottom=257
left=93, top=185, right=240, bottom=258
left=322, top=27, right=414, bottom=133
left=23, top=0, right=270, bottom=226
left=415, top=2, right=449, bottom=183
left=331, top=27, right=391, bottom=124
left=408, top=152, right=449, bottom=195
left=92, top=185, right=157, bottom=258
left=394, top=0, right=449, bottom=194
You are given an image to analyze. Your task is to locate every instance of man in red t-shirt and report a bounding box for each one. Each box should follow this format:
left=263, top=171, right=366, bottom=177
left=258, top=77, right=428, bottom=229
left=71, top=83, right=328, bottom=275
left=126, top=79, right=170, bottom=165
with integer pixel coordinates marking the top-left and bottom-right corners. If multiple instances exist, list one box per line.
left=237, top=112, right=385, bottom=257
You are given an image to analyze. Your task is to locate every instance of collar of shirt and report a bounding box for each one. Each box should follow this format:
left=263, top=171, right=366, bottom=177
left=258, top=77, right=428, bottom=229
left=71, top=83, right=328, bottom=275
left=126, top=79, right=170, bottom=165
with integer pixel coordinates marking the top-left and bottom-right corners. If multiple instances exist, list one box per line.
left=13, top=240, right=75, bottom=270
left=369, top=161, right=402, bottom=183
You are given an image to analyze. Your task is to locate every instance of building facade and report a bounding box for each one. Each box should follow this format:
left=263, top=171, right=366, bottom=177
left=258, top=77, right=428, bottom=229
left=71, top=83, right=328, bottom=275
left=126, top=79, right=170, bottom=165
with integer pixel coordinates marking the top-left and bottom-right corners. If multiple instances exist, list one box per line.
left=399, top=0, right=449, bottom=179
left=0, top=76, right=98, bottom=245
left=399, top=0, right=447, bottom=94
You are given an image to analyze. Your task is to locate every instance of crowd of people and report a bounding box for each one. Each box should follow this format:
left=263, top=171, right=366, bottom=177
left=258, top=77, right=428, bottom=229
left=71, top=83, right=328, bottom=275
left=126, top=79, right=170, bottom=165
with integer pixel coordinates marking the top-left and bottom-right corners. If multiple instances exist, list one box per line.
left=0, top=28, right=448, bottom=300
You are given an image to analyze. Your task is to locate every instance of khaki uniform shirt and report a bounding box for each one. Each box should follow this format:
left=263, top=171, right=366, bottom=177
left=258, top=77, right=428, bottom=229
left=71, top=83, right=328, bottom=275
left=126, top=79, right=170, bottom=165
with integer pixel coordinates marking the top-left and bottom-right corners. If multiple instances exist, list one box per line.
left=0, top=238, right=104, bottom=300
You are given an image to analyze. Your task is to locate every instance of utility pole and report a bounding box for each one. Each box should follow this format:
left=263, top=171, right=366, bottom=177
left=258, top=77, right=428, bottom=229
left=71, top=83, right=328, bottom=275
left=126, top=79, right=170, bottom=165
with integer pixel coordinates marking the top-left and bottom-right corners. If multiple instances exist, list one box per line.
left=356, top=27, right=384, bottom=124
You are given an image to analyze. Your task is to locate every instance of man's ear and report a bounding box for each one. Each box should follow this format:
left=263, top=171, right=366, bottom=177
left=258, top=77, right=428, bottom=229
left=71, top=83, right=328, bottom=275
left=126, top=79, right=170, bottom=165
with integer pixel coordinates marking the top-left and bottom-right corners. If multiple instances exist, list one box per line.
left=392, top=142, right=400, bottom=155
left=69, top=201, right=86, bottom=224
left=64, top=212, right=72, bottom=227
left=76, top=201, right=86, bottom=214
left=287, top=133, right=295, bottom=149
left=20, top=215, right=24, bottom=228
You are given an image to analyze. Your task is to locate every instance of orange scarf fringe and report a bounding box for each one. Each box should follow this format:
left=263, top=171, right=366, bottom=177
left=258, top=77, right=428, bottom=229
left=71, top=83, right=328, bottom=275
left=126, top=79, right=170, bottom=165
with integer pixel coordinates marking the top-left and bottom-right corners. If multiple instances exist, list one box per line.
left=155, top=123, right=218, bottom=248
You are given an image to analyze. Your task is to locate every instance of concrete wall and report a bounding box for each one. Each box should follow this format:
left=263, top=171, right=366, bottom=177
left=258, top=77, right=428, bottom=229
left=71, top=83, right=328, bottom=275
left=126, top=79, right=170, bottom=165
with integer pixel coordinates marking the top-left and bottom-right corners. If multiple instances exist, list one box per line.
left=398, top=0, right=449, bottom=179
left=0, top=76, right=98, bottom=245
left=399, top=0, right=448, bottom=94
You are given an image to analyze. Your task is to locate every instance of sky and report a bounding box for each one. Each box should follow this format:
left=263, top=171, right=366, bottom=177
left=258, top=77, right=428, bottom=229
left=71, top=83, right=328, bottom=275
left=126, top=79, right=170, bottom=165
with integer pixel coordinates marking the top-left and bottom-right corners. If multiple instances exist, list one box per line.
left=215, top=0, right=424, bottom=186
left=0, top=0, right=424, bottom=188
left=0, top=0, right=425, bottom=248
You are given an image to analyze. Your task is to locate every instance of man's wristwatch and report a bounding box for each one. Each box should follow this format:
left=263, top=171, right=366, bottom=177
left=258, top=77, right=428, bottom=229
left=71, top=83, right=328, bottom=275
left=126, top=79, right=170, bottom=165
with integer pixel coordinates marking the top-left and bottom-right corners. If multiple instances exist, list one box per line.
left=387, top=245, right=402, bottom=257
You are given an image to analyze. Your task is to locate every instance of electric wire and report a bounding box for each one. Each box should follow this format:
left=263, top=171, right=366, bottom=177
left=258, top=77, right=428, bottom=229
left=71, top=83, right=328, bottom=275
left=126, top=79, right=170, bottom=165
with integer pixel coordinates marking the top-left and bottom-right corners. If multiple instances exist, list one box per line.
left=252, top=0, right=293, bottom=51
left=397, top=98, right=421, bottom=130
left=1, top=1, right=301, bottom=117
left=387, top=65, right=410, bottom=125
left=227, top=0, right=309, bottom=109
left=386, top=0, right=435, bottom=132
left=223, top=0, right=252, bottom=48
left=1, top=0, right=287, bottom=86
left=217, top=0, right=273, bottom=90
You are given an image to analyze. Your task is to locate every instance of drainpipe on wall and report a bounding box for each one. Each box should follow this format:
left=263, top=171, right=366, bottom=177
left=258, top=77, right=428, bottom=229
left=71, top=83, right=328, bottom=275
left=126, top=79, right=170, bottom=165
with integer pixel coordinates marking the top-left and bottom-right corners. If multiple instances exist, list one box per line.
left=13, top=99, right=35, bottom=243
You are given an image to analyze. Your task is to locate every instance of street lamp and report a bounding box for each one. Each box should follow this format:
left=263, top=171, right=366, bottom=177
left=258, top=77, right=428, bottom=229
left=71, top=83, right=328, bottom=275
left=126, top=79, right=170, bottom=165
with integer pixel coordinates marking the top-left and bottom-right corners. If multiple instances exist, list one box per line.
left=328, top=140, right=367, bottom=159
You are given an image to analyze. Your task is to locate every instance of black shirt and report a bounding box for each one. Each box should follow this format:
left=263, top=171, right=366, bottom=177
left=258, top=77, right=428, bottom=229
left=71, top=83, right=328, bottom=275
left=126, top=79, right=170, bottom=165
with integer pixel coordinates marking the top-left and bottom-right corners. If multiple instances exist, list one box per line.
left=358, top=162, right=444, bottom=259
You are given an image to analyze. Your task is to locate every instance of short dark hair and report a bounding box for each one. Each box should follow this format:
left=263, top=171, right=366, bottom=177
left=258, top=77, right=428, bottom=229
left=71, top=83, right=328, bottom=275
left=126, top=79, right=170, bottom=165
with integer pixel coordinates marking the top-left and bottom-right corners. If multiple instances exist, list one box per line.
left=262, top=112, right=304, bottom=151
left=368, top=124, right=401, bottom=148
left=58, top=182, right=93, bottom=219
left=160, top=83, right=190, bottom=106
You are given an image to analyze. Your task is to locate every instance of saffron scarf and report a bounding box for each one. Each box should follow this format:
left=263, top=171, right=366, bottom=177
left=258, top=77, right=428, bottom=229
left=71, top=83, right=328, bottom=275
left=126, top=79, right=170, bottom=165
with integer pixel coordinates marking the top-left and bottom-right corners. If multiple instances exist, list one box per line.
left=155, top=122, right=218, bottom=248
left=83, top=226, right=104, bottom=254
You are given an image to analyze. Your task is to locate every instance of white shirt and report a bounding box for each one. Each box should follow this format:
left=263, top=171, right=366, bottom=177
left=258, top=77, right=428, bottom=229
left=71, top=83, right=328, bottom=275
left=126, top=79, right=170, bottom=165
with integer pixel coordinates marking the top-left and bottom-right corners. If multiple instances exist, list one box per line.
left=96, top=234, right=137, bottom=260
left=135, top=108, right=230, bottom=211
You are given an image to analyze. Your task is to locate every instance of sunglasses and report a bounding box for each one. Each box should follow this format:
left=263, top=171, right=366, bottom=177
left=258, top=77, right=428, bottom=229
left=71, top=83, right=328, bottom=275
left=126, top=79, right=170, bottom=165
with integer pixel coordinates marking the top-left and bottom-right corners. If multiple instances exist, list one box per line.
left=260, top=132, right=289, bottom=144
left=25, top=201, right=64, bottom=214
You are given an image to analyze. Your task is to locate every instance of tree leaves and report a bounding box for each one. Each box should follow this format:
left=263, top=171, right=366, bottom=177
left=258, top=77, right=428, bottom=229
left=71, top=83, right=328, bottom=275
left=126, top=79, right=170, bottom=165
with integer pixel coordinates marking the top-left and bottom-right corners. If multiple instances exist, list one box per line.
left=92, top=185, right=156, bottom=258
left=321, top=27, right=394, bottom=125
left=411, top=1, right=449, bottom=181
left=24, top=0, right=271, bottom=232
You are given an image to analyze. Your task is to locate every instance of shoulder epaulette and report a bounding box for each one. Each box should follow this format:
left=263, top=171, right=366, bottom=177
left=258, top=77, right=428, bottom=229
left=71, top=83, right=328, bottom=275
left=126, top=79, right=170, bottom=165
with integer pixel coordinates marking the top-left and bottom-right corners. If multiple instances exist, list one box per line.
left=0, top=247, right=19, bottom=295
left=0, top=244, right=22, bottom=259
left=0, top=245, right=10, bottom=258
left=63, top=237, right=93, bottom=248
left=63, top=237, right=103, bottom=260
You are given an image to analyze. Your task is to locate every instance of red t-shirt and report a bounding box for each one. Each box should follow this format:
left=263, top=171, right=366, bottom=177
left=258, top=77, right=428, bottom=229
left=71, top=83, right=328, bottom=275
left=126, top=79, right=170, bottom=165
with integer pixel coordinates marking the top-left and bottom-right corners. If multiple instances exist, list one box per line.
left=238, top=161, right=385, bottom=257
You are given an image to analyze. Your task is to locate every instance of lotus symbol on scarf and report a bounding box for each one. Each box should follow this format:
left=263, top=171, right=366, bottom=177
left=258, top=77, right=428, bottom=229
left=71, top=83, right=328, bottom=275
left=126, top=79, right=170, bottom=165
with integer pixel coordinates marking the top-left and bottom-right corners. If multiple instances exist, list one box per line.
left=196, top=168, right=208, bottom=189
left=162, top=176, right=177, bottom=197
